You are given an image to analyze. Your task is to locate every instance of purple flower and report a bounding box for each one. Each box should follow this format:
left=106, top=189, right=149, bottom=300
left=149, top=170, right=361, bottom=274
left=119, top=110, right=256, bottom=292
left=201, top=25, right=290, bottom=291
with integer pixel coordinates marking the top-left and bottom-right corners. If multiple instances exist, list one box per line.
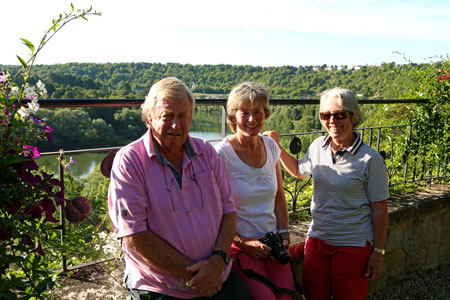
left=42, top=125, right=53, bottom=141
left=23, top=145, right=40, bottom=159
left=41, top=171, right=51, bottom=178
left=23, top=235, right=34, bottom=246
left=69, top=156, right=77, bottom=165
left=49, top=178, right=64, bottom=189
left=45, top=211, right=59, bottom=223
left=0, top=228, right=12, bottom=241
left=35, top=241, right=45, bottom=257
left=26, top=205, right=43, bottom=220
left=54, top=191, right=65, bottom=205
left=42, top=197, right=56, bottom=214
left=7, top=200, right=22, bottom=214
left=23, top=159, right=39, bottom=171
left=30, top=115, right=44, bottom=123
left=17, top=167, right=38, bottom=186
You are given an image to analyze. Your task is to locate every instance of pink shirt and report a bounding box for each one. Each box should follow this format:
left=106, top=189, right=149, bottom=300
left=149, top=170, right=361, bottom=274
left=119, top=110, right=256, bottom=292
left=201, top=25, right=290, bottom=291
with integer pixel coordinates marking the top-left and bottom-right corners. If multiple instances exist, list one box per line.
left=108, top=130, right=235, bottom=298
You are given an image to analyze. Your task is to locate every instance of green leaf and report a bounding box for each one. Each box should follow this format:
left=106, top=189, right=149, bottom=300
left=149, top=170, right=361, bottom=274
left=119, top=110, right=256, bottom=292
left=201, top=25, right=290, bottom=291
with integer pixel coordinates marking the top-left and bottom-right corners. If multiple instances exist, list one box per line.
left=4, top=156, right=33, bottom=166
left=19, top=38, right=35, bottom=54
left=16, top=56, right=27, bottom=68
left=71, top=3, right=74, bottom=12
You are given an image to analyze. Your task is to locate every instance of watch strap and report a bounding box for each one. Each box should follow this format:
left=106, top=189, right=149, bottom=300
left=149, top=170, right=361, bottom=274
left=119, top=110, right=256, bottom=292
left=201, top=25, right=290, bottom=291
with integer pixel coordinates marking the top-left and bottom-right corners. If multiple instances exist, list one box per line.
left=212, top=250, right=230, bottom=264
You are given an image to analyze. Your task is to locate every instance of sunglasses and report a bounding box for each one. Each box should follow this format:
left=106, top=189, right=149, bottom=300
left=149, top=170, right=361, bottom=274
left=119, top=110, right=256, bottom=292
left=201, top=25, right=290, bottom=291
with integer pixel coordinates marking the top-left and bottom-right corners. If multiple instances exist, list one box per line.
left=319, top=111, right=350, bottom=121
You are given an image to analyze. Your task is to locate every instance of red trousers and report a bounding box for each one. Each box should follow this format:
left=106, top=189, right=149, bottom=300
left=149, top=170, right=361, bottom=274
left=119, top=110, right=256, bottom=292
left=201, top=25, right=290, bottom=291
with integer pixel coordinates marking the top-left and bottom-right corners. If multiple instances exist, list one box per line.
left=230, top=244, right=294, bottom=300
left=302, top=237, right=372, bottom=300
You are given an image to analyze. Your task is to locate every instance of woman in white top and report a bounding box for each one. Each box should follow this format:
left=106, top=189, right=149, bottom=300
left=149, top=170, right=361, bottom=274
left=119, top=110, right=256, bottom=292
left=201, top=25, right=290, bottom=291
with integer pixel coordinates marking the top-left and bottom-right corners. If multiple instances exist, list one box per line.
left=215, top=82, right=293, bottom=300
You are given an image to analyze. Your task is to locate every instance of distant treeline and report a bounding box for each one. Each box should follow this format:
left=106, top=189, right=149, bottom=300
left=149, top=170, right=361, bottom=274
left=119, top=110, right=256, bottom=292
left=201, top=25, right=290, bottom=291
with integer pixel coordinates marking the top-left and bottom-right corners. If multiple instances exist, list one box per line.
left=0, top=62, right=430, bottom=151
left=1, top=62, right=415, bottom=99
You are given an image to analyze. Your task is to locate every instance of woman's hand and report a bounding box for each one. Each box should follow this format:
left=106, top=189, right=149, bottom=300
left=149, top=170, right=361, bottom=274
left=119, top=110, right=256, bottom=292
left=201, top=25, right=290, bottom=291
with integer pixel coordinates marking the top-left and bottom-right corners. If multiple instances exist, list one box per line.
left=262, top=130, right=280, bottom=144
left=236, top=237, right=272, bottom=259
left=280, top=232, right=290, bottom=248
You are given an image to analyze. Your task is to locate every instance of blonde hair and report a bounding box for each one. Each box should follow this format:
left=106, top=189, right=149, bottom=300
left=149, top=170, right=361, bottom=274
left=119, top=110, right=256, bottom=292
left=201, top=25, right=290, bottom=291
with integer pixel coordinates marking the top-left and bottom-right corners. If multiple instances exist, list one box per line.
left=141, top=77, right=195, bottom=127
left=226, top=82, right=271, bottom=133
left=320, top=87, right=362, bottom=128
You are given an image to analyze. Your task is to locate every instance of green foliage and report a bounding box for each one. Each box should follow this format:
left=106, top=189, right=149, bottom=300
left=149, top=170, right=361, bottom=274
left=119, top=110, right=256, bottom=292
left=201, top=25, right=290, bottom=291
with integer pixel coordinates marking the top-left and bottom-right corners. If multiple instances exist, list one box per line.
left=380, top=55, right=450, bottom=184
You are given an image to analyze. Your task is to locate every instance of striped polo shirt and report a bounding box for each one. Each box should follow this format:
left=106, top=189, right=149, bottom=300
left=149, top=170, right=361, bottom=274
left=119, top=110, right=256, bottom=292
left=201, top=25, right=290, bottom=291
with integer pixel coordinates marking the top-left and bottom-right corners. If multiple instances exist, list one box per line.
left=298, top=132, right=389, bottom=247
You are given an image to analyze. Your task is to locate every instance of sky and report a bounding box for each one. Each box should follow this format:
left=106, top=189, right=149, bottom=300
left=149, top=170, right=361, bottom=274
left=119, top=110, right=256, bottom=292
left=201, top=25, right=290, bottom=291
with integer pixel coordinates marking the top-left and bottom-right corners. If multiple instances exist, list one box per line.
left=3, top=0, right=450, bottom=67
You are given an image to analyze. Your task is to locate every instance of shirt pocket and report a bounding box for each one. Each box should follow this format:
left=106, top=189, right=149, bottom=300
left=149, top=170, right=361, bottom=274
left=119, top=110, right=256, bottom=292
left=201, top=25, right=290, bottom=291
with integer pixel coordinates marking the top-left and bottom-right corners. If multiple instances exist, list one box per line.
left=195, top=170, right=221, bottom=205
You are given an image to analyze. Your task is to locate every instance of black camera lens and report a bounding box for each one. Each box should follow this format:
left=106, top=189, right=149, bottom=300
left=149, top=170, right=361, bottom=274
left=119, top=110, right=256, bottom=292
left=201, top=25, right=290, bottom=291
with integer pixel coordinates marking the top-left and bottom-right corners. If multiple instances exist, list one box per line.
left=259, top=232, right=290, bottom=265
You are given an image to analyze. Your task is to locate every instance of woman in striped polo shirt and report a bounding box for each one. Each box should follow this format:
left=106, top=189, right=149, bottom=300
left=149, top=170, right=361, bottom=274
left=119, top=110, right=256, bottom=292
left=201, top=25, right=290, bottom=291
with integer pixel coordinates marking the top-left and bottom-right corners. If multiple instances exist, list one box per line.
left=265, top=87, right=389, bottom=300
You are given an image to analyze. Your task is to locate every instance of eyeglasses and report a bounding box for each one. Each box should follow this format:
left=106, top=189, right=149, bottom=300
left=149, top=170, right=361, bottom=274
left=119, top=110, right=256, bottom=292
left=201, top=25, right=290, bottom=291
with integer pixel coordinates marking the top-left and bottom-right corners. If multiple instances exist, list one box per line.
left=162, top=161, right=204, bottom=213
left=319, top=111, right=350, bottom=121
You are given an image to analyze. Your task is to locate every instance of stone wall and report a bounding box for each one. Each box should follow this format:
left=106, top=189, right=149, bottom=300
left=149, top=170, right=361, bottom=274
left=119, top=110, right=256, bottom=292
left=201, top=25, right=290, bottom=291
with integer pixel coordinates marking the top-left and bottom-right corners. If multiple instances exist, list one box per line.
left=287, top=184, right=450, bottom=295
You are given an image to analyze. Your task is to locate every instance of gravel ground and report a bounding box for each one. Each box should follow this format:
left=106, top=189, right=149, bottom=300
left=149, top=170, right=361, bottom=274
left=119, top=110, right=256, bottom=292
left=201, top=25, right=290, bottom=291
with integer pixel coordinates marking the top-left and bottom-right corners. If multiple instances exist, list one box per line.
left=51, top=261, right=450, bottom=299
left=366, top=263, right=450, bottom=300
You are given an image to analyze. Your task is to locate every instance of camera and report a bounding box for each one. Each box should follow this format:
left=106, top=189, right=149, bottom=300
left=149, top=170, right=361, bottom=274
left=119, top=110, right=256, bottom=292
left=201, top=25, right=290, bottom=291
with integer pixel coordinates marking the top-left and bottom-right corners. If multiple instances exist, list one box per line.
left=259, top=232, right=291, bottom=265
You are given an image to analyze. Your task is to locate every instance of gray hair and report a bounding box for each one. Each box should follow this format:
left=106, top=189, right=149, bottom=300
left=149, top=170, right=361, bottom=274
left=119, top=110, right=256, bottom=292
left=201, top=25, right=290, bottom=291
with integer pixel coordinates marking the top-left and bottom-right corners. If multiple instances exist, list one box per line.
left=141, top=77, right=195, bottom=127
left=226, top=82, right=271, bottom=133
left=320, top=87, right=362, bottom=128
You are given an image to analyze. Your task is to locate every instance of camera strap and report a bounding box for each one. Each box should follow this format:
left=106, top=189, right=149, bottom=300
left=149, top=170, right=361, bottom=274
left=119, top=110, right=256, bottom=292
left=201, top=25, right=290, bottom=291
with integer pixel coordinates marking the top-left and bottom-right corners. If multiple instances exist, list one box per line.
left=235, top=251, right=306, bottom=300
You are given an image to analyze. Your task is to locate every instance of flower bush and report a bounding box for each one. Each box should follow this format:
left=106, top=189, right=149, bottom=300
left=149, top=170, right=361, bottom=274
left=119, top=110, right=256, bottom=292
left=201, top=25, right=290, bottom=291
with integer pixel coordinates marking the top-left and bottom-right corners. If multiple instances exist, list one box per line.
left=382, top=55, right=450, bottom=184
left=0, top=5, right=100, bottom=299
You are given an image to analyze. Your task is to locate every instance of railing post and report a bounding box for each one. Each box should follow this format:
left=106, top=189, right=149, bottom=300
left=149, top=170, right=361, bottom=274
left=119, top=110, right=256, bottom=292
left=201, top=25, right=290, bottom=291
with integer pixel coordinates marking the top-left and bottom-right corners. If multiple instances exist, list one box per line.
left=221, top=105, right=227, bottom=139
left=376, top=128, right=381, bottom=153
left=58, top=152, right=67, bottom=272
left=403, top=125, right=412, bottom=183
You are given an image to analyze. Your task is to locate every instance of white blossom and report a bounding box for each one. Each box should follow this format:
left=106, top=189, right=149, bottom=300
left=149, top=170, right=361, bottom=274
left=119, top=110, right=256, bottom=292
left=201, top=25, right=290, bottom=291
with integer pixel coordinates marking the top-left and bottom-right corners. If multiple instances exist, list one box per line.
left=9, top=86, right=20, bottom=97
left=94, top=231, right=123, bottom=259
left=36, top=80, right=47, bottom=95
left=27, top=98, right=40, bottom=112
left=18, top=106, right=33, bottom=117
left=23, top=85, right=37, bottom=99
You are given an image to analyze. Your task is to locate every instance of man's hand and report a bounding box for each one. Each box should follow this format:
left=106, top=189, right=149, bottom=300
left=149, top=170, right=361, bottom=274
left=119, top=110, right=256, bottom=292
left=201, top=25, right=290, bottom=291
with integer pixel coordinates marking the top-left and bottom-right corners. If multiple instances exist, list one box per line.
left=186, top=256, right=225, bottom=297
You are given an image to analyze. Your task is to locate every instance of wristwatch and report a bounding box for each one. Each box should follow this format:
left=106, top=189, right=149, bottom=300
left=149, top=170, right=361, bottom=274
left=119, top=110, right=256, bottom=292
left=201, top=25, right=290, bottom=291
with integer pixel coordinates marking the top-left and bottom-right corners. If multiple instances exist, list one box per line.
left=373, top=248, right=385, bottom=255
left=212, top=250, right=230, bottom=265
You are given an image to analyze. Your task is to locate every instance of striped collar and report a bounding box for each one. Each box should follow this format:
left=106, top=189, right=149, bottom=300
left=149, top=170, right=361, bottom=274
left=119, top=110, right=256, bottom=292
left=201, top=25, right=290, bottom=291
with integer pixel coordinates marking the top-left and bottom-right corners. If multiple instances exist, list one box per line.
left=322, top=131, right=363, bottom=155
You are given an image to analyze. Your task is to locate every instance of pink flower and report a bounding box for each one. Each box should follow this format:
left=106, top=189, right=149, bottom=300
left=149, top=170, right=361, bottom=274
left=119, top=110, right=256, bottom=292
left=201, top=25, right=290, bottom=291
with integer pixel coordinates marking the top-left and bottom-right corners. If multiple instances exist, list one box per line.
left=42, top=125, right=53, bottom=141
left=23, top=145, right=40, bottom=159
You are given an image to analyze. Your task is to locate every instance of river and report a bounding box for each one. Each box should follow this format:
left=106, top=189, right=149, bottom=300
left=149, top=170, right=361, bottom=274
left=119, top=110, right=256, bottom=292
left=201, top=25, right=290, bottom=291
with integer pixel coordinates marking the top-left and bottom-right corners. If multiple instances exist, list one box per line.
left=38, top=131, right=226, bottom=180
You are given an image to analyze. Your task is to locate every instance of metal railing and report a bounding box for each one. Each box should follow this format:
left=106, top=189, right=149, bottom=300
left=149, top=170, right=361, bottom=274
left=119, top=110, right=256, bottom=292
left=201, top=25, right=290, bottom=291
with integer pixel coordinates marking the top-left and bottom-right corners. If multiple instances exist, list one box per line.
left=37, top=98, right=448, bottom=271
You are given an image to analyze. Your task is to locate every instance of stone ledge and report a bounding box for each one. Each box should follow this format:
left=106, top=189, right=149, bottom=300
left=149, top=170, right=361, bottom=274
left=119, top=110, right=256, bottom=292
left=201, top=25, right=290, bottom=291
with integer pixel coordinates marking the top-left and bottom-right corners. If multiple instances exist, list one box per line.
left=287, top=184, right=450, bottom=257
left=388, top=184, right=450, bottom=225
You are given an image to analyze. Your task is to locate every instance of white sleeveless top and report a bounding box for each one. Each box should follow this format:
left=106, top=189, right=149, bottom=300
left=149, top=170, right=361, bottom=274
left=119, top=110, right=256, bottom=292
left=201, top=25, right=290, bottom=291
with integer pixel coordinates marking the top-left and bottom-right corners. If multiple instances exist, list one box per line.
left=215, top=135, right=281, bottom=238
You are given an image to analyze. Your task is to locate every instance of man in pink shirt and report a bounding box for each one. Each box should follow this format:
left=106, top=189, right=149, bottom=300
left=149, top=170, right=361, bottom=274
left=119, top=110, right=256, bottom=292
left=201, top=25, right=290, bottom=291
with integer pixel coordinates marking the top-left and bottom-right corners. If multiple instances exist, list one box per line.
left=108, top=77, right=250, bottom=299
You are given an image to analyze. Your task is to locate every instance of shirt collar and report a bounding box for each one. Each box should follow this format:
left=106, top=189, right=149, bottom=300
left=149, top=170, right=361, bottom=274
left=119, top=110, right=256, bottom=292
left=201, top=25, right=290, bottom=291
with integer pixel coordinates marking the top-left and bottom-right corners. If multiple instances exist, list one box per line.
left=145, top=130, right=196, bottom=163
left=322, top=131, right=363, bottom=155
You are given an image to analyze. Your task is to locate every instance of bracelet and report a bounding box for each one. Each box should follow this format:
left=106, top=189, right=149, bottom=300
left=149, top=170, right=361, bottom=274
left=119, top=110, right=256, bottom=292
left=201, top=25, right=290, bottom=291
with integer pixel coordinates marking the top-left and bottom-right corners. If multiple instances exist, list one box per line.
left=278, top=229, right=290, bottom=234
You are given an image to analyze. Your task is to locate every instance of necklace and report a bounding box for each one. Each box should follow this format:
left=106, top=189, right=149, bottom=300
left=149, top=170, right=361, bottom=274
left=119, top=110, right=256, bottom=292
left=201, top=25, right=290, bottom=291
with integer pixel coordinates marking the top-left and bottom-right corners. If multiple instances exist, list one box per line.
left=235, top=136, right=264, bottom=168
